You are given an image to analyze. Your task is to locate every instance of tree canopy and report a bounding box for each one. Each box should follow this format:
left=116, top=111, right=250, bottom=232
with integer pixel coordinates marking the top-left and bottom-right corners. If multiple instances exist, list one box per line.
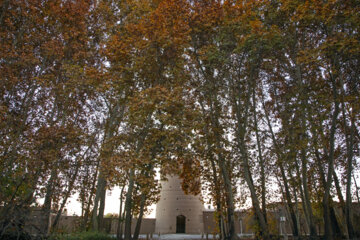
left=0, top=0, right=359, bottom=239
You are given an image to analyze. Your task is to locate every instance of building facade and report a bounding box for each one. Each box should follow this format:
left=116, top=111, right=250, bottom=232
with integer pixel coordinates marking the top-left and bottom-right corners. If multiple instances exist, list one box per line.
left=155, top=175, right=204, bottom=234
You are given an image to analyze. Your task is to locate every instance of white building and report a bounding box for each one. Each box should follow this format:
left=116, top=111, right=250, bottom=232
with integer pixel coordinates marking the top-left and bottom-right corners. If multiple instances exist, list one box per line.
left=155, top=175, right=204, bottom=234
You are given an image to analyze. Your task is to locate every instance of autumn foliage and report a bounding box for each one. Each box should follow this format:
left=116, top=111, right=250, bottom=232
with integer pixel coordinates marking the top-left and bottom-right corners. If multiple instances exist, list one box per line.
left=0, top=0, right=359, bottom=240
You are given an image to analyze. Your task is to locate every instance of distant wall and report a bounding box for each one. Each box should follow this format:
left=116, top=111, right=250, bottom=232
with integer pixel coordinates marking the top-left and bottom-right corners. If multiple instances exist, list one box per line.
left=54, top=217, right=156, bottom=235
left=22, top=208, right=156, bottom=236
left=107, top=218, right=156, bottom=234
left=203, top=210, right=257, bottom=235
left=203, top=208, right=293, bottom=236
left=24, top=208, right=51, bottom=235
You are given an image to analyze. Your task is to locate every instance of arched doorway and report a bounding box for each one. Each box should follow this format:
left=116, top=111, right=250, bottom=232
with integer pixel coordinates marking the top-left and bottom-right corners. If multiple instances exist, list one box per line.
left=176, top=215, right=186, bottom=233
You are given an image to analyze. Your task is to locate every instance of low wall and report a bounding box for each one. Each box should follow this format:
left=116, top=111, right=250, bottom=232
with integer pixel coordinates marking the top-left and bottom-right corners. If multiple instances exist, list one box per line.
left=53, top=216, right=156, bottom=235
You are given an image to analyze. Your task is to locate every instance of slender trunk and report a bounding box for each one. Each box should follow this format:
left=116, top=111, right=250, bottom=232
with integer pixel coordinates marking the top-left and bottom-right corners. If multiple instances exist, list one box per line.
left=252, top=88, right=267, bottom=223
left=209, top=101, right=237, bottom=240
left=280, top=165, right=299, bottom=237
left=124, top=115, right=152, bottom=239
left=314, top=147, right=344, bottom=237
left=98, top=181, right=107, bottom=231
left=117, top=186, right=125, bottom=240
left=323, top=74, right=340, bottom=240
left=92, top=100, right=127, bottom=230
left=261, top=93, right=299, bottom=237
left=210, top=158, right=223, bottom=238
left=133, top=192, right=146, bottom=240
left=120, top=205, right=126, bottom=239
left=52, top=137, right=96, bottom=229
left=242, top=156, right=269, bottom=239
left=92, top=172, right=106, bottom=231
left=83, top=161, right=99, bottom=230
left=124, top=169, right=135, bottom=240
left=293, top=187, right=301, bottom=236
left=52, top=163, right=80, bottom=229
left=294, top=62, right=317, bottom=238
left=333, top=168, right=346, bottom=207
left=231, top=70, right=268, bottom=239
left=42, top=166, right=57, bottom=235
left=345, top=116, right=355, bottom=239
left=339, top=74, right=357, bottom=238
left=353, top=174, right=360, bottom=203
left=217, top=153, right=236, bottom=240
left=236, top=107, right=269, bottom=238
left=294, top=158, right=310, bottom=233
left=300, top=148, right=317, bottom=237
left=200, top=101, right=224, bottom=239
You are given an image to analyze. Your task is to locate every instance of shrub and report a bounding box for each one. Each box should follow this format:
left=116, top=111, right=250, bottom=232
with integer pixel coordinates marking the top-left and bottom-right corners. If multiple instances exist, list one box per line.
left=51, top=231, right=113, bottom=240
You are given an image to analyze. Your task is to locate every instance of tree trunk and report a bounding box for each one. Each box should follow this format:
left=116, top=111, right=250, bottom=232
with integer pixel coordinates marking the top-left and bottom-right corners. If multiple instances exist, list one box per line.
left=117, top=186, right=125, bottom=240
left=92, top=100, right=127, bottom=231
left=294, top=158, right=310, bottom=233
left=235, top=111, right=269, bottom=239
left=92, top=172, right=106, bottom=231
left=124, top=169, right=135, bottom=240
left=133, top=192, right=146, bottom=240
left=52, top=163, right=80, bottom=229
left=323, top=74, right=340, bottom=240
left=124, top=114, right=152, bottom=240
left=241, top=152, right=269, bottom=239
left=261, top=93, right=299, bottom=237
left=98, top=180, right=107, bottom=231
left=42, top=166, right=57, bottom=235
left=252, top=88, right=267, bottom=223
left=200, top=101, right=225, bottom=239
left=82, top=161, right=99, bottom=230
left=353, top=174, right=360, bottom=203
left=314, top=146, right=344, bottom=237
left=345, top=116, right=355, bottom=239
left=210, top=158, right=224, bottom=238
left=208, top=101, right=237, bottom=240
left=294, top=62, right=317, bottom=238
left=300, top=148, right=317, bottom=238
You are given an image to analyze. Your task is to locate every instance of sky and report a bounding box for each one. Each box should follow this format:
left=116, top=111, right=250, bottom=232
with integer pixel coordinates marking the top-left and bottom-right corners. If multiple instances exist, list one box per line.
left=65, top=186, right=157, bottom=218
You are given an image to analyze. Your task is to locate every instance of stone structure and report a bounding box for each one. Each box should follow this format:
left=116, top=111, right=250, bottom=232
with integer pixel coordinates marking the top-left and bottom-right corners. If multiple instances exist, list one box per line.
left=155, top=175, right=204, bottom=234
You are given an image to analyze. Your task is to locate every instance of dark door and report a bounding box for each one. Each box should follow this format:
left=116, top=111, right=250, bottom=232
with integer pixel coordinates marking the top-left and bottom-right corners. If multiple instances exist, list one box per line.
left=176, top=215, right=186, bottom=233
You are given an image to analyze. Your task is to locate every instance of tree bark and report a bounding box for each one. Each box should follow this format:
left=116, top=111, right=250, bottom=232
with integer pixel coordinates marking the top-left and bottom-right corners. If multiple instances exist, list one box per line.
left=133, top=192, right=146, bottom=240
left=345, top=116, right=355, bottom=239
left=340, top=79, right=356, bottom=238
left=124, top=115, right=152, bottom=240
left=124, top=169, right=134, bottom=240
left=42, top=166, right=57, bottom=235
left=208, top=100, right=237, bottom=240
left=294, top=62, right=317, bottom=238
left=300, top=148, right=317, bottom=238
left=98, top=180, right=107, bottom=231
left=252, top=88, right=267, bottom=223
left=92, top=99, right=127, bottom=230
left=200, top=101, right=225, bottom=239
left=231, top=72, right=269, bottom=239
left=353, top=174, right=360, bottom=203
left=323, top=74, right=340, bottom=240
left=261, top=93, right=299, bottom=237
left=117, top=186, right=125, bottom=240
left=52, top=162, right=80, bottom=229
left=82, top=160, right=99, bottom=230
left=234, top=98, right=268, bottom=238
left=92, top=172, right=106, bottom=231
